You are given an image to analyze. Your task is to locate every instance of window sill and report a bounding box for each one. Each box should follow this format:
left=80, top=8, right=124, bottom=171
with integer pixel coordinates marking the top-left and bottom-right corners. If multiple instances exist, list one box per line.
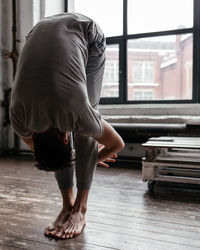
left=99, top=104, right=200, bottom=125
left=99, top=103, right=200, bottom=116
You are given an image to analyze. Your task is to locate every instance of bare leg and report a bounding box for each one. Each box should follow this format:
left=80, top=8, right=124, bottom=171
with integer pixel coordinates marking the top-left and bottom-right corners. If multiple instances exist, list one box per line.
left=53, top=189, right=88, bottom=239
left=44, top=187, right=74, bottom=236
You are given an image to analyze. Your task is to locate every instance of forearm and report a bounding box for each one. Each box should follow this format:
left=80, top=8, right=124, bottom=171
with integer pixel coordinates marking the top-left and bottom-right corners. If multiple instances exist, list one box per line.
left=95, top=119, right=124, bottom=163
left=21, top=136, right=34, bottom=152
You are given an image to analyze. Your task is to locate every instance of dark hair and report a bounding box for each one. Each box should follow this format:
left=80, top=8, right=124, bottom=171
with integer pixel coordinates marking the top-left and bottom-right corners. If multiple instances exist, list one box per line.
left=33, top=130, right=74, bottom=171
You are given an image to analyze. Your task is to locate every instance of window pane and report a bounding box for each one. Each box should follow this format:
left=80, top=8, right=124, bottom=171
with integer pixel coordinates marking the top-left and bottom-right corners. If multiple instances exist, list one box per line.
left=44, top=0, right=64, bottom=17
left=127, top=34, right=193, bottom=101
left=101, top=44, right=119, bottom=98
left=33, top=0, right=64, bottom=25
left=128, top=0, right=193, bottom=34
left=68, top=0, right=123, bottom=37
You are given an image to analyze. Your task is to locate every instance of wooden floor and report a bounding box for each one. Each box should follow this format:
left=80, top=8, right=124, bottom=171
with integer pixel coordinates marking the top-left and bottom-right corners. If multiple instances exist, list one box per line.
left=0, top=158, right=200, bottom=250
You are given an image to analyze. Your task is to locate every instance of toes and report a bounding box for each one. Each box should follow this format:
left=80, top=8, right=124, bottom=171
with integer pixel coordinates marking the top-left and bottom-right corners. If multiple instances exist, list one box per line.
left=69, top=232, right=74, bottom=238
left=65, top=233, right=71, bottom=239
left=64, top=230, right=72, bottom=239
left=49, top=228, right=58, bottom=236
left=73, top=231, right=78, bottom=237
left=55, top=232, right=62, bottom=238
left=65, top=230, right=75, bottom=239
left=54, top=228, right=64, bottom=238
left=64, top=231, right=70, bottom=239
left=44, top=227, right=54, bottom=236
left=46, top=225, right=54, bottom=231
left=44, top=230, right=50, bottom=236
left=48, top=223, right=62, bottom=236
left=61, top=233, right=66, bottom=239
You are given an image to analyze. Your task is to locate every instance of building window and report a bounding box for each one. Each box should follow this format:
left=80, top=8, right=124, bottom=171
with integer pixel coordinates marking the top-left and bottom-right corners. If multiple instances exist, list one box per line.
left=132, top=62, right=154, bottom=83
left=133, top=90, right=154, bottom=100
left=101, top=44, right=119, bottom=98
left=104, top=61, right=119, bottom=83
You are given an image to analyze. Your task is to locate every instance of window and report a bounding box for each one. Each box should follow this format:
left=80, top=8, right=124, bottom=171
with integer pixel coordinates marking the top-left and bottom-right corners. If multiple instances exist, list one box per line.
left=128, top=0, right=193, bottom=34
left=44, top=0, right=64, bottom=17
left=128, top=35, right=193, bottom=100
left=68, top=0, right=123, bottom=37
left=43, top=0, right=200, bottom=104
left=33, top=0, right=64, bottom=25
left=101, top=44, right=120, bottom=98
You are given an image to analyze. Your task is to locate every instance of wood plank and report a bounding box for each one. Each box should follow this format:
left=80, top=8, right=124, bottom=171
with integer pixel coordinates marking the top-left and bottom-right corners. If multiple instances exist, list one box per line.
left=149, top=137, right=200, bottom=141
left=143, top=160, right=200, bottom=169
left=0, top=213, right=199, bottom=250
left=1, top=172, right=200, bottom=216
left=148, top=175, right=200, bottom=184
left=1, top=205, right=200, bottom=243
left=156, top=156, right=200, bottom=163
left=143, top=143, right=200, bottom=149
left=1, top=179, right=200, bottom=220
left=0, top=233, right=111, bottom=250
left=1, top=158, right=200, bottom=249
left=144, top=136, right=200, bottom=149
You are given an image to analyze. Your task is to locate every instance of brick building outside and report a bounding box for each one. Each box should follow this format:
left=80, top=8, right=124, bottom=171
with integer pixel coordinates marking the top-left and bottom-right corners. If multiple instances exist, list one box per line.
left=102, top=34, right=193, bottom=100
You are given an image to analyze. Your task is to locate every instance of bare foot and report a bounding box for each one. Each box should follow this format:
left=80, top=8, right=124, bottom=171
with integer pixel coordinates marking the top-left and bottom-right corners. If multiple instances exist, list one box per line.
left=44, top=206, right=73, bottom=237
left=54, top=207, right=86, bottom=239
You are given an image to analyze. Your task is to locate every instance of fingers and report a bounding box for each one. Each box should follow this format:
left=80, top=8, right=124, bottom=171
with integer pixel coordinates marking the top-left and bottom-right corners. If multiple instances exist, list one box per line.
left=98, top=144, right=104, bottom=149
left=104, top=158, right=116, bottom=162
left=97, top=154, right=118, bottom=168
left=98, top=161, right=110, bottom=168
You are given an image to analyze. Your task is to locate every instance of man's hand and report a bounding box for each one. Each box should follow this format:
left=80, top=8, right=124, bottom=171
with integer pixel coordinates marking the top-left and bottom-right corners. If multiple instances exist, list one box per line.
left=95, top=120, right=124, bottom=167
left=98, top=153, right=118, bottom=168
left=98, top=144, right=118, bottom=167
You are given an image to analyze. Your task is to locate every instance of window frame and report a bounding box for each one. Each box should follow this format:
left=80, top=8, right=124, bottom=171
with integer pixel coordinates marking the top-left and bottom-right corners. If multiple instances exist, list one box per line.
left=101, top=38, right=124, bottom=104
left=65, top=0, right=200, bottom=104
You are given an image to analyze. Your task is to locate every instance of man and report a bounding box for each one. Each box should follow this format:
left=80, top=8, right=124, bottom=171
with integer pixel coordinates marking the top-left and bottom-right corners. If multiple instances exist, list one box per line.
left=10, top=13, right=124, bottom=239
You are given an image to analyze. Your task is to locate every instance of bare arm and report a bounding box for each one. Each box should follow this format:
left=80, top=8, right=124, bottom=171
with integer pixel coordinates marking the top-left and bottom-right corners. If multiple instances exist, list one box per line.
left=20, top=120, right=124, bottom=166
left=21, top=136, right=34, bottom=152
left=95, top=119, right=125, bottom=167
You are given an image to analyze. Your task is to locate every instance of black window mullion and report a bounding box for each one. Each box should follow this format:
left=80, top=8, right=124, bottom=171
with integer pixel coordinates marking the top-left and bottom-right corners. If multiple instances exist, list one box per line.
left=127, top=28, right=193, bottom=40
left=64, top=0, right=68, bottom=12
left=193, top=0, right=200, bottom=103
left=100, top=0, right=126, bottom=104
left=122, top=0, right=128, bottom=103
left=100, top=38, right=122, bottom=104
left=119, top=39, right=124, bottom=103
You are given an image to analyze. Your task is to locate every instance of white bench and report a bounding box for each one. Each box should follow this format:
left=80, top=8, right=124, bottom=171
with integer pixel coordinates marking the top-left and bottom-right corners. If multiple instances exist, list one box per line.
left=142, top=136, right=200, bottom=191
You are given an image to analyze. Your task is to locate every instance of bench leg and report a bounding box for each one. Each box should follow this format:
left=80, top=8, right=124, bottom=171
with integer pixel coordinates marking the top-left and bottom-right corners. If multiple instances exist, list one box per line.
left=142, top=161, right=158, bottom=181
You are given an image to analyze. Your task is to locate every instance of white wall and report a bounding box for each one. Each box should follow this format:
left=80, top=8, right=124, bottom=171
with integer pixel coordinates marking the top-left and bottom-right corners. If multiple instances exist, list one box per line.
left=0, top=0, right=34, bottom=152
left=0, top=0, right=13, bottom=153
left=15, top=0, right=34, bottom=151
left=0, top=0, right=65, bottom=152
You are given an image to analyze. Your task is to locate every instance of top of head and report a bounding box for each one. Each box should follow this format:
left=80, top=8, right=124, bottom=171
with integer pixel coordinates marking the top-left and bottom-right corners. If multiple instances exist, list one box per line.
left=33, top=128, right=74, bottom=171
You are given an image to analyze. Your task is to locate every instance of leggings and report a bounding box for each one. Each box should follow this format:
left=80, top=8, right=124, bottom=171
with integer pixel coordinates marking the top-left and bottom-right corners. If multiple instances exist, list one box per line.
left=54, top=45, right=106, bottom=190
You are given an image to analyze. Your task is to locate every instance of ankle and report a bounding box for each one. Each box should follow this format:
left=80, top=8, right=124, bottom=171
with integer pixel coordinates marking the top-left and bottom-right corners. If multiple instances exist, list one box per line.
left=72, top=204, right=87, bottom=214
left=60, top=187, right=74, bottom=208
left=62, top=201, right=74, bottom=211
